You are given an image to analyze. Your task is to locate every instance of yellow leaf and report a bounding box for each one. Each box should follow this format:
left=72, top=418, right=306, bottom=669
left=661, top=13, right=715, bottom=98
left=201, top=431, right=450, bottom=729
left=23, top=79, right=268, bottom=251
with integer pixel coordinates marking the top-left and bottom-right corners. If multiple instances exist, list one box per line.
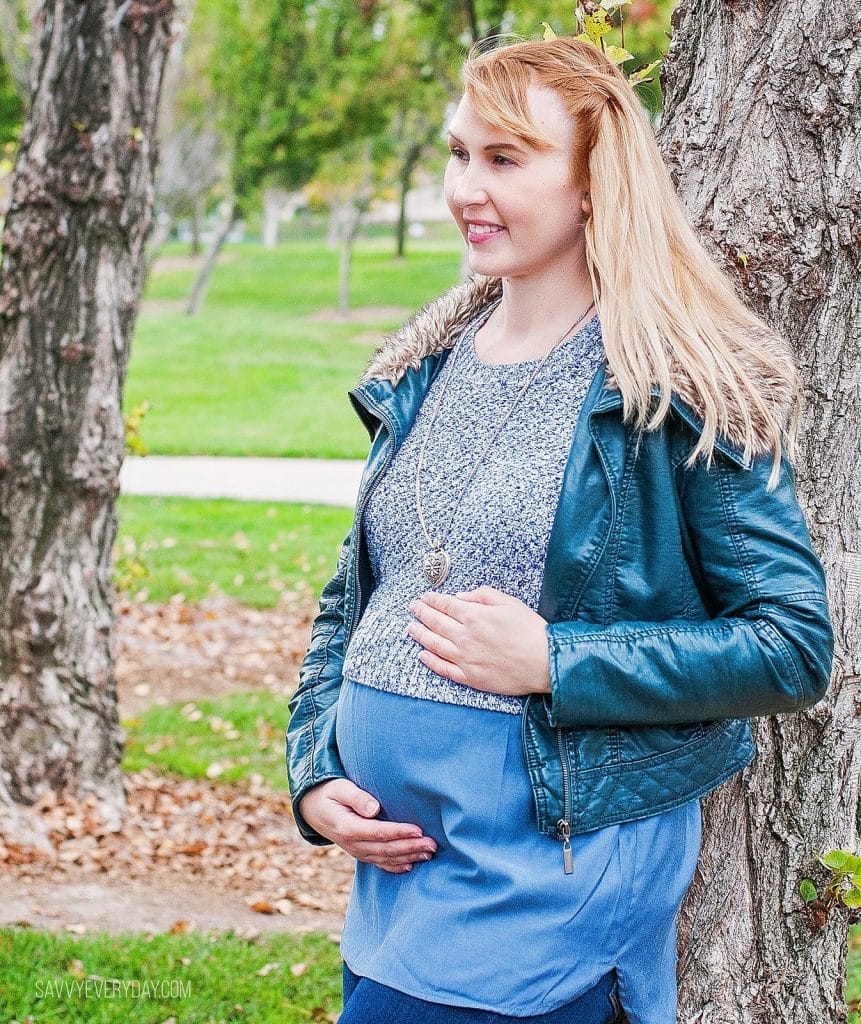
left=583, top=11, right=612, bottom=43
left=541, top=21, right=558, bottom=40
left=604, top=45, right=634, bottom=65
left=575, top=31, right=599, bottom=49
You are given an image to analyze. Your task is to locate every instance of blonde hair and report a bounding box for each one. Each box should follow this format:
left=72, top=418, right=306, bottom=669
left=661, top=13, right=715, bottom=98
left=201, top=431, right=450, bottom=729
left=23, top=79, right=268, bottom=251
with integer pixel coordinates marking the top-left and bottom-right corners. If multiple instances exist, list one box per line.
left=462, top=38, right=798, bottom=488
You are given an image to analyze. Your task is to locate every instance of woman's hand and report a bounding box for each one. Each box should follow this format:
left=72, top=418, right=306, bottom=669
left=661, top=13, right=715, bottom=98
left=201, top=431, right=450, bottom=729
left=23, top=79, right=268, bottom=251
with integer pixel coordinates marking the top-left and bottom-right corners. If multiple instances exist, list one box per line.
left=406, top=586, right=551, bottom=697
left=298, top=779, right=437, bottom=873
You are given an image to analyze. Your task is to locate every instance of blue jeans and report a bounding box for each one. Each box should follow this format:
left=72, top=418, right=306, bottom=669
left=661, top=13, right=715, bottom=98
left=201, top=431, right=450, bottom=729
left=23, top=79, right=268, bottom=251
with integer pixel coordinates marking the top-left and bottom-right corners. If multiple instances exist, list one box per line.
left=340, top=963, right=624, bottom=1023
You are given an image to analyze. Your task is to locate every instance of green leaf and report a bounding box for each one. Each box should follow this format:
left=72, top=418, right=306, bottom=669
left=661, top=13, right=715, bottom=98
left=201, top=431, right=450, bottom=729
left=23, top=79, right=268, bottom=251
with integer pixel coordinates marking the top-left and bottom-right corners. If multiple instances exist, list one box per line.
left=842, top=886, right=861, bottom=909
left=541, top=22, right=558, bottom=41
left=819, top=850, right=861, bottom=875
left=799, top=878, right=819, bottom=903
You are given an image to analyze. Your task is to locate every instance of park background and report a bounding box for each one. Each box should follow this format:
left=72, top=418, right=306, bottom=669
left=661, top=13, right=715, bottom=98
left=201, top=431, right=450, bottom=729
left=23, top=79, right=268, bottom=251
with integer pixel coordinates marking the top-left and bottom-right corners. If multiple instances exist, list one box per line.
left=0, top=0, right=858, bottom=1021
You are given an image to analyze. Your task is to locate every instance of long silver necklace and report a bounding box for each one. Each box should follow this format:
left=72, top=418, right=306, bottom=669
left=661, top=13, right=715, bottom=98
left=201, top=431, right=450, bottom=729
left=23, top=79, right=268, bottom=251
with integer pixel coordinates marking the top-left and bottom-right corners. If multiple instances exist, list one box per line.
left=416, top=299, right=596, bottom=588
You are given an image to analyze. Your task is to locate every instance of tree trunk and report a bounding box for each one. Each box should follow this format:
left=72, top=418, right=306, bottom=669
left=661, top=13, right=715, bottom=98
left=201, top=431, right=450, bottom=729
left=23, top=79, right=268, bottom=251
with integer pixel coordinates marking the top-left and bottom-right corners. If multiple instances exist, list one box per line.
left=659, top=1, right=861, bottom=1020
left=395, top=141, right=422, bottom=260
left=143, top=211, right=173, bottom=286
left=337, top=201, right=363, bottom=318
left=0, top=0, right=174, bottom=841
left=185, top=202, right=235, bottom=316
left=190, top=193, right=204, bottom=256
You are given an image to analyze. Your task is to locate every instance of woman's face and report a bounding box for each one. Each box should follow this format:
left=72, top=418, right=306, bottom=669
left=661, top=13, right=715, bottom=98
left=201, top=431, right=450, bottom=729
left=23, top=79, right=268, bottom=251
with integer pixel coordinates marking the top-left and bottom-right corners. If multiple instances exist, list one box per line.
left=443, top=85, right=591, bottom=284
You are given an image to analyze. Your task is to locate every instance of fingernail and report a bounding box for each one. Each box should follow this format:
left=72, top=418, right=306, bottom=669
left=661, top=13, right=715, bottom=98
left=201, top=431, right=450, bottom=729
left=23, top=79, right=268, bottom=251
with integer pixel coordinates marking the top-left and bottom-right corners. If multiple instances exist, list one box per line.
left=365, top=800, right=378, bottom=814
left=420, top=853, right=432, bottom=861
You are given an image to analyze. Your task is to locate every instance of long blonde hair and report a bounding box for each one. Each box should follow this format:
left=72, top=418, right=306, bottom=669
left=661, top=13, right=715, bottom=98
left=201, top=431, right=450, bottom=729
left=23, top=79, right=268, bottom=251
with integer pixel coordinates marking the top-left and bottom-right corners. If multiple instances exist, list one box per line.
left=462, top=38, right=798, bottom=487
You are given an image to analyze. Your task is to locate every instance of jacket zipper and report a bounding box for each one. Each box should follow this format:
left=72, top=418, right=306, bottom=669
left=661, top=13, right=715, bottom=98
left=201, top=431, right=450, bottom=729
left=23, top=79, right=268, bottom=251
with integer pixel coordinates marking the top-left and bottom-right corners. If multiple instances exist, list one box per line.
left=556, top=727, right=574, bottom=874
left=346, top=391, right=397, bottom=643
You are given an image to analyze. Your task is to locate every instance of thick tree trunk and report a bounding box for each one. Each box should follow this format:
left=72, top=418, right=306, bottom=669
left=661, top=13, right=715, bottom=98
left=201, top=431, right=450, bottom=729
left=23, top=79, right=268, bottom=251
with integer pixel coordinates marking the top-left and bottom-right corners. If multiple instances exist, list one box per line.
left=659, top=1, right=861, bottom=1020
left=0, top=0, right=174, bottom=840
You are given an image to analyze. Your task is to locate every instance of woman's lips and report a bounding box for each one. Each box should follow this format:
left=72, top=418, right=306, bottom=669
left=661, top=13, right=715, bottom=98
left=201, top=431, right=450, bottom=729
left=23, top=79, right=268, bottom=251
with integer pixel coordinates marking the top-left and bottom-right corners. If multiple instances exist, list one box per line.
left=466, top=222, right=505, bottom=244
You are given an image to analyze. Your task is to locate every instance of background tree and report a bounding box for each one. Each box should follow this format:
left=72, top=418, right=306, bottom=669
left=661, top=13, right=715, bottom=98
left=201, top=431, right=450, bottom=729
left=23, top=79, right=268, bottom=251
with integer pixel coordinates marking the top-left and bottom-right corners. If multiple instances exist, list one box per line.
left=185, top=0, right=389, bottom=314
left=146, top=0, right=224, bottom=269
left=659, top=1, right=861, bottom=1020
left=0, top=0, right=176, bottom=840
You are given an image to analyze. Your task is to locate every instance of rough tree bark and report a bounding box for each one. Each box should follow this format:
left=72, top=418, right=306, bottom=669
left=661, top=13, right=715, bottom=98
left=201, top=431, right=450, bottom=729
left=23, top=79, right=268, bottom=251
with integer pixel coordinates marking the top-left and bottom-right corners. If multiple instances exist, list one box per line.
left=0, top=0, right=175, bottom=840
left=659, top=1, right=861, bottom=1020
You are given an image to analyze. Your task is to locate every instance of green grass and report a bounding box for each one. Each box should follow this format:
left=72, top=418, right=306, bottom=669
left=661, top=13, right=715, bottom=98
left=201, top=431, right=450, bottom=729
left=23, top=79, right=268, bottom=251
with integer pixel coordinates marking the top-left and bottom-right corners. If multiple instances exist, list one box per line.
left=1, top=921, right=857, bottom=1023
left=126, top=235, right=462, bottom=458
left=115, top=495, right=352, bottom=608
left=122, top=691, right=291, bottom=790
left=0, top=926, right=342, bottom=1023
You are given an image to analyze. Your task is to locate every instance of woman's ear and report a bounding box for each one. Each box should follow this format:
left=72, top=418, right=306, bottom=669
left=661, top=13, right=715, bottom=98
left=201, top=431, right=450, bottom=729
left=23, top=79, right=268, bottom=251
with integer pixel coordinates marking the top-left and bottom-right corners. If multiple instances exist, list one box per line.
left=581, top=192, right=593, bottom=218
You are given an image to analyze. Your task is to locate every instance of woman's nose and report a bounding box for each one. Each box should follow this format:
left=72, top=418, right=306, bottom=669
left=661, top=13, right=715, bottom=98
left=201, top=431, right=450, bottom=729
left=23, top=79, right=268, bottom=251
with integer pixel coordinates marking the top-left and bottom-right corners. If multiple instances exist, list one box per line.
left=451, top=163, right=489, bottom=208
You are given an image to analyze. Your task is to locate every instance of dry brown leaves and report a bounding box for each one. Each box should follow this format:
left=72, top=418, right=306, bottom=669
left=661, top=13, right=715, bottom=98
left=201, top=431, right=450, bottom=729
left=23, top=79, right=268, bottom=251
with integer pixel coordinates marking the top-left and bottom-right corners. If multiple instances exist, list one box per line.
left=115, top=593, right=316, bottom=715
left=0, top=771, right=353, bottom=920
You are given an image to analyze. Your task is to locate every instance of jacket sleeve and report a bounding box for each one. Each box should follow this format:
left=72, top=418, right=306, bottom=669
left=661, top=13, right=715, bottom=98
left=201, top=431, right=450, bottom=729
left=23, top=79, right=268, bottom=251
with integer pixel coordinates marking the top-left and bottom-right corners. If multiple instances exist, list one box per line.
left=285, top=529, right=352, bottom=845
left=544, top=449, right=834, bottom=729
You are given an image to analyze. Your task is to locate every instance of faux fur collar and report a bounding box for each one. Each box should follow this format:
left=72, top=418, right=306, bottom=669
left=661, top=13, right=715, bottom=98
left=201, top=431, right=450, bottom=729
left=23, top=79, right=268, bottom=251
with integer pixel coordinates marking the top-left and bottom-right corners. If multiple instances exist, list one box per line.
left=360, top=276, right=794, bottom=456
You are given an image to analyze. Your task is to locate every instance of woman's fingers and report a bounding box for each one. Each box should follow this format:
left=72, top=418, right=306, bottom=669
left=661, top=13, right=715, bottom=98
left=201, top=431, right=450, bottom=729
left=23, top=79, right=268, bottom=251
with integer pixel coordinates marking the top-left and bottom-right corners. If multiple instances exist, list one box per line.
left=357, top=836, right=437, bottom=860
left=416, top=647, right=469, bottom=684
left=297, top=778, right=438, bottom=870
left=406, top=617, right=460, bottom=662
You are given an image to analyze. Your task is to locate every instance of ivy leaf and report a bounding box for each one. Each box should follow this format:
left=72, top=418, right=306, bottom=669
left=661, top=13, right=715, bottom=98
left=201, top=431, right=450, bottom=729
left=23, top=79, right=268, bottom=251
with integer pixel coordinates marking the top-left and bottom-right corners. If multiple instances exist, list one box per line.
left=799, top=878, right=819, bottom=903
left=604, top=45, right=634, bottom=65
left=628, top=60, right=662, bottom=87
left=541, top=22, right=558, bottom=41
left=819, top=849, right=861, bottom=875
left=843, top=886, right=861, bottom=909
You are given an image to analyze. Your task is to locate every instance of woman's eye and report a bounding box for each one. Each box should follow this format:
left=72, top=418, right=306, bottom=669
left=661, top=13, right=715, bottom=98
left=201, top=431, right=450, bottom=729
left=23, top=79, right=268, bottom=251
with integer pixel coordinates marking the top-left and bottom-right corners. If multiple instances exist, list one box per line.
left=449, top=147, right=468, bottom=162
left=492, top=154, right=515, bottom=166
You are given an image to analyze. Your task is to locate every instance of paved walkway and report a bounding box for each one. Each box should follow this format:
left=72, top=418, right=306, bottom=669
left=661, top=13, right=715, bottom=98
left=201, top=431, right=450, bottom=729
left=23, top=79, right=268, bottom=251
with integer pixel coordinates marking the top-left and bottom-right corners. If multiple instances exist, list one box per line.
left=120, top=456, right=364, bottom=508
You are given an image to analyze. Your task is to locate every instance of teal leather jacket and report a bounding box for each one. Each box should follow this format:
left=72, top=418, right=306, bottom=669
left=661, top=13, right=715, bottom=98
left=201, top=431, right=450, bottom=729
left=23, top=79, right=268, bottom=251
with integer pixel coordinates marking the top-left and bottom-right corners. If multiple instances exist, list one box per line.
left=286, top=280, right=833, bottom=860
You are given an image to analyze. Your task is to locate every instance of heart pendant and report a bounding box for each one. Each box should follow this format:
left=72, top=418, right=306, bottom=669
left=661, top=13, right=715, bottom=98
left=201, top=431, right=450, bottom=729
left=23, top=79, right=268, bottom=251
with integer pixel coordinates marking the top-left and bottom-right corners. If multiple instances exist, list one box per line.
left=423, top=547, right=451, bottom=588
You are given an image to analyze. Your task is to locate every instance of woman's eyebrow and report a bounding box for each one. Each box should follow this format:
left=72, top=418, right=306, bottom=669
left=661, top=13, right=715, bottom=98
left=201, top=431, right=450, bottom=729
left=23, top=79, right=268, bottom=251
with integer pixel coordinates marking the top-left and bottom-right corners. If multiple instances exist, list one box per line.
left=446, top=131, right=525, bottom=154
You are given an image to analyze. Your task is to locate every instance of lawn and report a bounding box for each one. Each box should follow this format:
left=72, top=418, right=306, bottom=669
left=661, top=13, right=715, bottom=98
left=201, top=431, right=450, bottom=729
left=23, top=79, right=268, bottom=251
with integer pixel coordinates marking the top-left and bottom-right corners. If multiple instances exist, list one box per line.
left=115, top=495, right=352, bottom=608
left=0, top=927, right=342, bottom=1024
left=125, top=233, right=463, bottom=459
left=122, top=691, right=292, bottom=789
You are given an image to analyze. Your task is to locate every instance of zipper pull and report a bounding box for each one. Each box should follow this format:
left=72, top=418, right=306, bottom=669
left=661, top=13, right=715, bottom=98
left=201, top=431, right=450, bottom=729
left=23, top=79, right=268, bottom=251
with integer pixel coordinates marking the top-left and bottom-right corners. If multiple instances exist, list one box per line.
left=557, top=818, right=574, bottom=875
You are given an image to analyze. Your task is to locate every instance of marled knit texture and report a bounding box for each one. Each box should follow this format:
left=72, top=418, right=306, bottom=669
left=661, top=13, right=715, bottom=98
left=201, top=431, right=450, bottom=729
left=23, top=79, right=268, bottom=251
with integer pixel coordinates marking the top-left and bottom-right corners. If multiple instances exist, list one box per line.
left=341, top=303, right=605, bottom=713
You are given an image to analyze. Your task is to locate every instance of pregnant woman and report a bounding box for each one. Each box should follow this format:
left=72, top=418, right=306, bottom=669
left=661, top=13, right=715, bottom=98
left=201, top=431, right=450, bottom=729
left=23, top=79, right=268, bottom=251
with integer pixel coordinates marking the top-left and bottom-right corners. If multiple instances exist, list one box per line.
left=286, top=35, right=833, bottom=1024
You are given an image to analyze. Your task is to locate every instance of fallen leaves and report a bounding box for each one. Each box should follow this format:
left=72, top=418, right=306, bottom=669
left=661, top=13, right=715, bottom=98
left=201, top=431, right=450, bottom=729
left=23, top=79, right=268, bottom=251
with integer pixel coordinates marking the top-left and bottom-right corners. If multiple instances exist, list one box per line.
left=0, top=771, right=354, bottom=922
left=115, top=593, right=315, bottom=716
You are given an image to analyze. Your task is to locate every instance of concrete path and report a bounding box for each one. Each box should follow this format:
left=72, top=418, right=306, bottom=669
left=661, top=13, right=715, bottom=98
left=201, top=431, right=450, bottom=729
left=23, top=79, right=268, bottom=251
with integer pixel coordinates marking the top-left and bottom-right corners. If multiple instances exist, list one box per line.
left=120, top=455, right=364, bottom=508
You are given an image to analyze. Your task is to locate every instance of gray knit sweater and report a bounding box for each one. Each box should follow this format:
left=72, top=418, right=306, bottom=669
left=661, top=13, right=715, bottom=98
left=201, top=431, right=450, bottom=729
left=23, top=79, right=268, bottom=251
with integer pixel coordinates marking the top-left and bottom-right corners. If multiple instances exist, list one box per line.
left=341, top=304, right=605, bottom=714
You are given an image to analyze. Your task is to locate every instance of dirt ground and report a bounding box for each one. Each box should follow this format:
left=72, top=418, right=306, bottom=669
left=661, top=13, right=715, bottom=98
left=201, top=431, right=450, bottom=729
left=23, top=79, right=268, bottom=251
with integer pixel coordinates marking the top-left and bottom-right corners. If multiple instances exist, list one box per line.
left=0, top=595, right=356, bottom=939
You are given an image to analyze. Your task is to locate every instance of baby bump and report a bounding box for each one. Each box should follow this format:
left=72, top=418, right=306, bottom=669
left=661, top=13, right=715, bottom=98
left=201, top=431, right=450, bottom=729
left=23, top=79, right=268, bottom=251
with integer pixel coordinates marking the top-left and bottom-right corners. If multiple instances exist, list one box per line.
left=335, top=678, right=529, bottom=842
